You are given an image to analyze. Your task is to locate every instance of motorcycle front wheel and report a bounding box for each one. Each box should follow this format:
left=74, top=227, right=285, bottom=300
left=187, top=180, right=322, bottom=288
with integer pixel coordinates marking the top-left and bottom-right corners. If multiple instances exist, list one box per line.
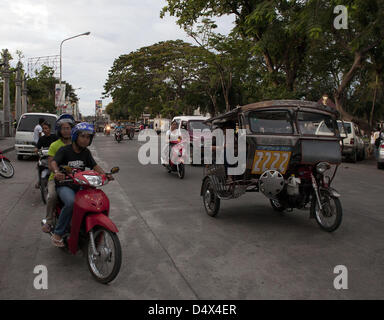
left=87, top=227, right=122, bottom=284
left=0, top=159, right=14, bottom=178
left=311, top=191, right=342, bottom=232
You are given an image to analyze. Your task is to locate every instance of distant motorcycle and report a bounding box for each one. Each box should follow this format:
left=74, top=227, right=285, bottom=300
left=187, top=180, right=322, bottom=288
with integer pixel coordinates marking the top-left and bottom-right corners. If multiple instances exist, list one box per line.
left=163, top=137, right=186, bottom=179
left=104, top=125, right=111, bottom=136
left=0, top=149, right=14, bottom=179
left=114, top=129, right=123, bottom=143
left=37, top=148, right=50, bottom=204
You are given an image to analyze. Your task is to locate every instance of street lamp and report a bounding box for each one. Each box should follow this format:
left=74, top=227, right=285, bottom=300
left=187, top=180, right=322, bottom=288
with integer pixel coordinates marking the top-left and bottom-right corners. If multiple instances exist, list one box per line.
left=59, top=32, right=90, bottom=84
left=58, top=32, right=90, bottom=114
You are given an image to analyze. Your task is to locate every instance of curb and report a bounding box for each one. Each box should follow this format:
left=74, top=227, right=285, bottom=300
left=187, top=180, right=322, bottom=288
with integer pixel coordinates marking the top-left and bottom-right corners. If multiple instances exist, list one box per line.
left=2, top=146, right=14, bottom=154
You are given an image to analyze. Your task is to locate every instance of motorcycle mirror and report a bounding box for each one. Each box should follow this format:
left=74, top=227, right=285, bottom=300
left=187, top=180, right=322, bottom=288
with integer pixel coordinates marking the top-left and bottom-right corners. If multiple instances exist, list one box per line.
left=111, top=167, right=120, bottom=174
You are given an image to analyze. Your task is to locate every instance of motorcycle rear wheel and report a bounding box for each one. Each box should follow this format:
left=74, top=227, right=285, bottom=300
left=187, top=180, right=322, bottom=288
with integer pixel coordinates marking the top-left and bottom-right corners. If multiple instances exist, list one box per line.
left=177, top=163, right=185, bottom=179
left=87, top=227, right=122, bottom=284
left=0, top=159, right=14, bottom=178
left=40, top=178, right=48, bottom=204
left=311, top=191, right=342, bottom=232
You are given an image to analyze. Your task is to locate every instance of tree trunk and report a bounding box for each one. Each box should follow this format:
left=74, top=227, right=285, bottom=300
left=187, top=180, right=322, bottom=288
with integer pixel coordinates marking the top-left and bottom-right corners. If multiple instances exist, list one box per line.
left=334, top=51, right=364, bottom=120
left=369, top=73, right=379, bottom=128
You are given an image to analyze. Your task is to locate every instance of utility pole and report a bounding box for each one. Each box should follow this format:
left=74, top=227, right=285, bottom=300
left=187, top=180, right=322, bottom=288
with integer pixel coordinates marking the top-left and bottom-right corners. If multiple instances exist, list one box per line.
left=15, top=61, right=22, bottom=121
left=21, top=74, right=28, bottom=114
left=1, top=49, right=11, bottom=137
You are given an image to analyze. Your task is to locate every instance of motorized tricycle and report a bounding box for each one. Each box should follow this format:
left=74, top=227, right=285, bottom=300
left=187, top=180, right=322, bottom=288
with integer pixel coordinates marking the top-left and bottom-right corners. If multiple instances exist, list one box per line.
left=201, top=100, right=344, bottom=232
left=41, top=165, right=122, bottom=283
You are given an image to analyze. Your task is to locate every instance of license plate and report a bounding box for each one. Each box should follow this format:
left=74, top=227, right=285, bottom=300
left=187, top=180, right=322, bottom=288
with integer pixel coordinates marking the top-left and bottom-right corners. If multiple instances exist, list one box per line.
left=251, top=150, right=292, bottom=174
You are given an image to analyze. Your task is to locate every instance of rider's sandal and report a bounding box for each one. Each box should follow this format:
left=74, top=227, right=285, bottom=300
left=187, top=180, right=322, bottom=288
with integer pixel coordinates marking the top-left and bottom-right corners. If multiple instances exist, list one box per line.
left=51, top=235, right=65, bottom=248
left=41, top=223, right=52, bottom=233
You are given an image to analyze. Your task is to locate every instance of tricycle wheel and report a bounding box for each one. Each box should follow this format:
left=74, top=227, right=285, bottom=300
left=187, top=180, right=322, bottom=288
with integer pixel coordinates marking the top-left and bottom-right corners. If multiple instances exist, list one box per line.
left=311, top=192, right=342, bottom=232
left=270, top=199, right=286, bottom=212
left=87, top=227, right=122, bottom=284
left=202, top=178, right=220, bottom=217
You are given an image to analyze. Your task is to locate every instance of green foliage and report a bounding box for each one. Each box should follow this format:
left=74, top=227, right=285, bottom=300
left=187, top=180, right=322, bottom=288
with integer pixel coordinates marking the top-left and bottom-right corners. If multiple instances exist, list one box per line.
left=160, top=0, right=384, bottom=125
left=27, top=65, right=78, bottom=113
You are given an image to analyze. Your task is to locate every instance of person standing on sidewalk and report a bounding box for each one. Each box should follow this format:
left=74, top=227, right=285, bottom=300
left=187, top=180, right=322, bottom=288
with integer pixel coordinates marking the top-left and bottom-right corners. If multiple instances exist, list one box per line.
left=33, top=118, right=45, bottom=146
left=41, top=114, right=75, bottom=233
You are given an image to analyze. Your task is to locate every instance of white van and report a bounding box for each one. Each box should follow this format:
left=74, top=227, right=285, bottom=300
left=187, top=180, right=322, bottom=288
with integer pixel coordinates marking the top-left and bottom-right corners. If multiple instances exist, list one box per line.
left=15, top=113, right=57, bottom=160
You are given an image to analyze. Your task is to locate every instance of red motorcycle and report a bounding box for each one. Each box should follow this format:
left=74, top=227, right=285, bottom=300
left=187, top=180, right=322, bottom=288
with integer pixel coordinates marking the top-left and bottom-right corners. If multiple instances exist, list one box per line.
left=42, top=166, right=122, bottom=284
left=0, top=149, right=14, bottom=179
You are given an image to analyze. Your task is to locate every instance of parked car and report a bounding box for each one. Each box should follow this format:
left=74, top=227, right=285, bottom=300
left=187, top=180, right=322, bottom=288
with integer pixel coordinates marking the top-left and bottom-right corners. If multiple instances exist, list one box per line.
left=15, top=113, right=57, bottom=160
left=338, top=121, right=365, bottom=162
left=172, top=116, right=210, bottom=165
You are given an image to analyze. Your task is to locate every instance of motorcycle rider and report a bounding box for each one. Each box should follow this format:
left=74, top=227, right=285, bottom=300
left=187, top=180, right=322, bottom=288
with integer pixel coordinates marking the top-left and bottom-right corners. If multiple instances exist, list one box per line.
left=36, top=122, right=58, bottom=150
left=50, top=122, right=114, bottom=247
left=161, top=120, right=179, bottom=165
left=114, top=121, right=124, bottom=140
left=35, top=122, right=58, bottom=189
left=41, top=114, right=75, bottom=233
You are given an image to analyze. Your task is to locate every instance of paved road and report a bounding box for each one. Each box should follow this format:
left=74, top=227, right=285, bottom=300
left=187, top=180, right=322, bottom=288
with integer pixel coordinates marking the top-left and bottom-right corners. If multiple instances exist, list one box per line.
left=0, top=133, right=383, bottom=299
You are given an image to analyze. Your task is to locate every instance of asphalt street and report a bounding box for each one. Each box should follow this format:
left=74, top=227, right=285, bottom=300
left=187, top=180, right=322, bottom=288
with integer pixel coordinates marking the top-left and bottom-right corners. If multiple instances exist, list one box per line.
left=0, top=133, right=383, bottom=299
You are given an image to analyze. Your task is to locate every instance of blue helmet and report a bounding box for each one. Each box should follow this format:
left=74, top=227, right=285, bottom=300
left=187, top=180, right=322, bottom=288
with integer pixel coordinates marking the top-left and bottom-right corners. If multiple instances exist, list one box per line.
left=71, top=122, right=95, bottom=146
left=55, top=114, right=75, bottom=137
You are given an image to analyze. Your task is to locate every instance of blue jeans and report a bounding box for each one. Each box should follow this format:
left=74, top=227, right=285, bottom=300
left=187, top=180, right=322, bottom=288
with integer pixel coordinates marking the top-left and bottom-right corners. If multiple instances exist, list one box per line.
left=54, top=186, right=78, bottom=236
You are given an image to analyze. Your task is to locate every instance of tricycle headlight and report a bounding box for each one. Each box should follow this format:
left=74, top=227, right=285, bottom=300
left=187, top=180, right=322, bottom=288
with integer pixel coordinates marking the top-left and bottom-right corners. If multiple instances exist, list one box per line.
left=83, top=175, right=103, bottom=187
left=316, top=162, right=331, bottom=174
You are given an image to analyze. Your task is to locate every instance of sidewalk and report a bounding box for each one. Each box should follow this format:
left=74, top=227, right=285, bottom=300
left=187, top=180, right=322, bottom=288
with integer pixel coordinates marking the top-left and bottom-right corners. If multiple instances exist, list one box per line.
left=0, top=137, right=15, bottom=154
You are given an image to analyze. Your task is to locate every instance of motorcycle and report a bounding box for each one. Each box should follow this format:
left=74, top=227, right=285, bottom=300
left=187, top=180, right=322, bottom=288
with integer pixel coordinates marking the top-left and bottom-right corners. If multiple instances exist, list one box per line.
left=0, top=149, right=14, bottom=179
left=104, top=125, right=111, bottom=136
left=162, top=137, right=186, bottom=179
left=114, top=129, right=123, bottom=143
left=41, top=166, right=122, bottom=284
left=37, top=148, right=50, bottom=204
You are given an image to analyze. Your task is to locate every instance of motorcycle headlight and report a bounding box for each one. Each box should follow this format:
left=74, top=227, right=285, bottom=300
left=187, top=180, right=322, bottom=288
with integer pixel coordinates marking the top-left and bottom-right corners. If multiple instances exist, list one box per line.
left=83, top=175, right=103, bottom=187
left=316, top=162, right=331, bottom=174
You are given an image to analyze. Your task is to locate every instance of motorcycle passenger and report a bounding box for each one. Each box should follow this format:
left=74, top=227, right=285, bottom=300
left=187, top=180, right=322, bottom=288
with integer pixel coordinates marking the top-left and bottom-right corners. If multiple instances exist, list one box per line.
left=41, top=114, right=74, bottom=234
left=50, top=122, right=114, bottom=247
left=35, top=122, right=58, bottom=189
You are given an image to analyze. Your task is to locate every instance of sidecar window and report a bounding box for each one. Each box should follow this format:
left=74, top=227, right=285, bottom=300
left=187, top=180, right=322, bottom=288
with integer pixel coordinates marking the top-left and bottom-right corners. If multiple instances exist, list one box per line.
left=297, top=112, right=336, bottom=136
left=249, top=110, right=293, bottom=134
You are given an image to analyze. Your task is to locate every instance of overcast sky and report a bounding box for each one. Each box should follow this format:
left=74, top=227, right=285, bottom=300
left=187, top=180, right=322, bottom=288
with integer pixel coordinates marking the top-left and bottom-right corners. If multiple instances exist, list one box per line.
left=0, top=0, right=234, bottom=116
